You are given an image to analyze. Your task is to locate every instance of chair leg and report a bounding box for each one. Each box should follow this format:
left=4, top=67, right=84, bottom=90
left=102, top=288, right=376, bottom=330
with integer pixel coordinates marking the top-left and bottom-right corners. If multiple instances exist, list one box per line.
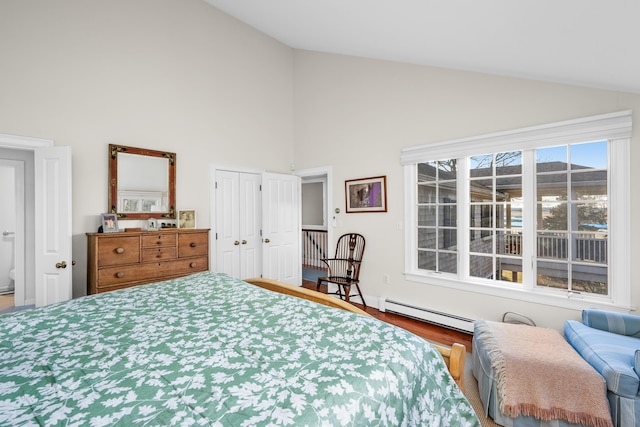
left=342, top=284, right=350, bottom=303
left=316, top=278, right=323, bottom=292
left=355, top=283, right=367, bottom=309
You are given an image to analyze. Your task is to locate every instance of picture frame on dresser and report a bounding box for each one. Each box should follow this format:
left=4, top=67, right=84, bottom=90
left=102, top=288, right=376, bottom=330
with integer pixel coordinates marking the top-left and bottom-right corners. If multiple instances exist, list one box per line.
left=178, top=210, right=196, bottom=229
left=101, top=213, right=120, bottom=233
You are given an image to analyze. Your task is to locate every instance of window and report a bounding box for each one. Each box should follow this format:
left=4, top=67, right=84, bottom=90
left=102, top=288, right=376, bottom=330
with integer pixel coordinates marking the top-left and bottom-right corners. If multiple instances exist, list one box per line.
left=402, top=111, right=632, bottom=309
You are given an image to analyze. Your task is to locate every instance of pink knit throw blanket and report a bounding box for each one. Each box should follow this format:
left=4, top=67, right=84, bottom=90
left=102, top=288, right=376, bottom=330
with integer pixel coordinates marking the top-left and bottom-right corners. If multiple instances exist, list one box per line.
left=475, top=320, right=613, bottom=427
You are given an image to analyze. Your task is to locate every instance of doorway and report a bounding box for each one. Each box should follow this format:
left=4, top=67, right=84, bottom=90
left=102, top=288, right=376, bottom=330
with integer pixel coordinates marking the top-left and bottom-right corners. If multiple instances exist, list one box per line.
left=297, top=166, right=332, bottom=286
left=0, top=152, right=29, bottom=311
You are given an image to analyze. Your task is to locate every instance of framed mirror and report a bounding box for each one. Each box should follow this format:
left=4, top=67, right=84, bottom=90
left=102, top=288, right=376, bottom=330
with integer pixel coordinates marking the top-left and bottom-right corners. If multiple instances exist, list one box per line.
left=109, top=144, right=176, bottom=219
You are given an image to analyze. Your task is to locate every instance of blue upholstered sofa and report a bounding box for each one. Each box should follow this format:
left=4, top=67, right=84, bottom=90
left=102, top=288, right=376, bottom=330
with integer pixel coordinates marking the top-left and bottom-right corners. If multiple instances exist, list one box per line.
left=564, top=309, right=640, bottom=427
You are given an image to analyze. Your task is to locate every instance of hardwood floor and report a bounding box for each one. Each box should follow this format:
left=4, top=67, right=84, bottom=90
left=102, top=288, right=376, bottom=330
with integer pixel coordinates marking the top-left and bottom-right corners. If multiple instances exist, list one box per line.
left=302, top=280, right=473, bottom=352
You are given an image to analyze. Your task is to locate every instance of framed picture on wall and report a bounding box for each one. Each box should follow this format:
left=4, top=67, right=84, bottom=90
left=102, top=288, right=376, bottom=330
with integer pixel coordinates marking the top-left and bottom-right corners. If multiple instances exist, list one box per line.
left=101, top=213, right=120, bottom=233
left=178, top=209, right=196, bottom=229
left=345, top=176, right=387, bottom=213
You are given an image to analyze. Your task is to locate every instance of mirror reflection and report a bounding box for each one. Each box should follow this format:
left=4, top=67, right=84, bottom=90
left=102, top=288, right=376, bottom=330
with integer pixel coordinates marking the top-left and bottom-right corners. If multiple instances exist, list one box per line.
left=109, top=145, right=176, bottom=219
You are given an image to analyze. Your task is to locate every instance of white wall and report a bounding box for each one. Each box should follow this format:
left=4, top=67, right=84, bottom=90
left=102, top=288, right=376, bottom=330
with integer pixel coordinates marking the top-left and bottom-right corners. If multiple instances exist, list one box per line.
left=292, top=50, right=640, bottom=330
left=0, top=0, right=295, bottom=296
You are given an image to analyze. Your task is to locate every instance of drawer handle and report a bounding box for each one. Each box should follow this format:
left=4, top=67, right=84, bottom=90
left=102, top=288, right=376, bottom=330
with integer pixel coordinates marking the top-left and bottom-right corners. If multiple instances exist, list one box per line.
left=116, top=272, right=125, bottom=278
left=190, top=262, right=197, bottom=268
left=156, top=240, right=162, bottom=245
left=115, top=247, right=125, bottom=254
left=190, top=242, right=197, bottom=248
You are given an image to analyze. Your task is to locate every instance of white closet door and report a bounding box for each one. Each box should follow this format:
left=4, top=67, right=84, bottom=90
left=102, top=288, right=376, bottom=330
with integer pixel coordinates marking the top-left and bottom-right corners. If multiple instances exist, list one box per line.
left=215, top=170, right=261, bottom=279
left=216, top=170, right=241, bottom=277
left=239, top=173, right=261, bottom=278
left=262, top=172, right=301, bottom=285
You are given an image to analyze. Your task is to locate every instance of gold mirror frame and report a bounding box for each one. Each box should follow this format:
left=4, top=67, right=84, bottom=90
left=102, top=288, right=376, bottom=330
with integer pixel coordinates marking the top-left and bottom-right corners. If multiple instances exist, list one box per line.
left=108, top=144, right=176, bottom=219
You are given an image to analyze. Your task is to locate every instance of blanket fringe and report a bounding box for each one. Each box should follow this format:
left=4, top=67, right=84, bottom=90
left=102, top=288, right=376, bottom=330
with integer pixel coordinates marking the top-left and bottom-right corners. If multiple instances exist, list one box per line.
left=504, top=403, right=613, bottom=427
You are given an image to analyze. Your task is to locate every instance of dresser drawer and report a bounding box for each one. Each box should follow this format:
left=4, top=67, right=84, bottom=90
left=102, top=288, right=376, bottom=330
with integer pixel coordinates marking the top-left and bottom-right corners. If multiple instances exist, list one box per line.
left=178, top=232, right=209, bottom=258
left=142, top=232, right=177, bottom=247
left=158, top=256, right=209, bottom=275
left=98, top=264, right=151, bottom=286
left=97, top=236, right=140, bottom=267
left=142, top=246, right=177, bottom=262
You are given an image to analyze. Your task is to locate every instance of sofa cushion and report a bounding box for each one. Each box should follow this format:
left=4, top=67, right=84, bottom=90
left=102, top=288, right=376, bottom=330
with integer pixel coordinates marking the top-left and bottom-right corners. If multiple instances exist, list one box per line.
left=565, top=319, right=640, bottom=398
left=583, top=309, right=640, bottom=337
left=635, top=350, right=640, bottom=378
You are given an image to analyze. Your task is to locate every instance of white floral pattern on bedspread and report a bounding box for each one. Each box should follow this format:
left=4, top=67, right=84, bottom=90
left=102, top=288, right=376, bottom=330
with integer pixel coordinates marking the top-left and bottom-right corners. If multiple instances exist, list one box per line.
left=0, top=271, right=480, bottom=426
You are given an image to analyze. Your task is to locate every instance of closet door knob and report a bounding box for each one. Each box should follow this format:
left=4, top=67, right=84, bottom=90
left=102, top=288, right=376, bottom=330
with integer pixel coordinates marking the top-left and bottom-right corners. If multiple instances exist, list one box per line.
left=234, top=241, right=240, bottom=245
left=242, top=240, right=247, bottom=245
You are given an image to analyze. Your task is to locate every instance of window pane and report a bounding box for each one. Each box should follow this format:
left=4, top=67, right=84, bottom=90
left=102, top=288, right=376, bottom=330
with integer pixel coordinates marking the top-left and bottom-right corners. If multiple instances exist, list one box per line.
left=497, top=257, right=522, bottom=283
left=438, top=160, right=457, bottom=177
left=539, top=202, right=567, bottom=231
left=537, top=232, right=568, bottom=260
left=439, top=181, right=457, bottom=203
left=576, top=203, right=607, bottom=232
left=417, top=162, right=437, bottom=181
left=440, top=229, right=457, bottom=250
left=496, top=151, right=522, bottom=175
left=418, top=206, right=436, bottom=226
left=418, top=183, right=437, bottom=203
left=537, top=260, right=568, bottom=290
left=572, top=265, right=607, bottom=295
left=496, top=176, right=521, bottom=199
left=470, top=204, right=492, bottom=228
left=574, top=233, right=607, bottom=263
left=470, top=254, right=493, bottom=279
left=571, top=141, right=607, bottom=170
left=470, top=179, right=493, bottom=202
left=497, top=231, right=522, bottom=255
left=572, top=171, right=607, bottom=200
left=439, top=205, right=457, bottom=227
left=496, top=202, right=523, bottom=230
left=418, top=250, right=436, bottom=270
left=537, top=173, right=567, bottom=201
left=418, top=228, right=436, bottom=249
left=470, top=155, right=493, bottom=177
left=470, top=229, right=493, bottom=253
left=537, top=146, right=567, bottom=172
left=439, top=252, right=457, bottom=274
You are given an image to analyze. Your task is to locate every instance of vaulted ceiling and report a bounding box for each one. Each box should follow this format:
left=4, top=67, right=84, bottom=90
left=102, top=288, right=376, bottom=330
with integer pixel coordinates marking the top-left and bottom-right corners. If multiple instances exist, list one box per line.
left=205, top=0, right=640, bottom=94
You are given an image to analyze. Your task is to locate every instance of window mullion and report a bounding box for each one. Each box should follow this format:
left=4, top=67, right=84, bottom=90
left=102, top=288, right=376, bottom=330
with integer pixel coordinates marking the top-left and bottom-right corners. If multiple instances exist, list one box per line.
left=458, top=157, right=470, bottom=281
left=521, top=149, right=536, bottom=290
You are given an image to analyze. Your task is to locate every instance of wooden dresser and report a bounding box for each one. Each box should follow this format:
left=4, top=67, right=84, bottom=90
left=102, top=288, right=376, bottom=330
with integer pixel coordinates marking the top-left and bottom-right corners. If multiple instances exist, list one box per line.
left=87, top=229, right=209, bottom=294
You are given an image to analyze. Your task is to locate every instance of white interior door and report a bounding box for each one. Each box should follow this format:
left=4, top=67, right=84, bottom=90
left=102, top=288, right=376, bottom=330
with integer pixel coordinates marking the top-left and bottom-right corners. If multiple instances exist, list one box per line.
left=262, top=172, right=301, bottom=285
left=216, top=170, right=240, bottom=277
left=34, top=146, right=72, bottom=307
left=239, top=173, right=261, bottom=278
left=215, top=170, right=261, bottom=279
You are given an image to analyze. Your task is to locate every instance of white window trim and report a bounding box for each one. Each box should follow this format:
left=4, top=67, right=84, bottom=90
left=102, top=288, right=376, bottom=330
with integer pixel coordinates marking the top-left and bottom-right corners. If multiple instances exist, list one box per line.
left=402, top=111, right=632, bottom=312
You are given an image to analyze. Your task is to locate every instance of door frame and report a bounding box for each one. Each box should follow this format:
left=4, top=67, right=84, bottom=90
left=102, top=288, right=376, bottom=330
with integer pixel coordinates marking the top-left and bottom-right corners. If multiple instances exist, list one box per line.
left=0, top=133, right=53, bottom=306
left=296, top=166, right=334, bottom=257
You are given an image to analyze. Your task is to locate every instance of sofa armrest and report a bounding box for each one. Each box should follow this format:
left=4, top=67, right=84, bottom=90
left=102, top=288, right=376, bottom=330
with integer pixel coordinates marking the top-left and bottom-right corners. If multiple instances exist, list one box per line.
left=582, top=309, right=640, bottom=337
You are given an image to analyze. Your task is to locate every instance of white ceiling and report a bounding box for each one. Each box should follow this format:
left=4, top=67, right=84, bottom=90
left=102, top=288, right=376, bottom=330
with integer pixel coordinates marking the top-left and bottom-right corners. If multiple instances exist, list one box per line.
left=205, top=0, right=640, bottom=94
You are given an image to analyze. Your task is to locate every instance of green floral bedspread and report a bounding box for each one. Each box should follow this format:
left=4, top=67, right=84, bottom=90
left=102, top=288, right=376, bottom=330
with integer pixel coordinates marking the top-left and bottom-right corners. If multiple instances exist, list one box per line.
left=0, top=271, right=479, bottom=426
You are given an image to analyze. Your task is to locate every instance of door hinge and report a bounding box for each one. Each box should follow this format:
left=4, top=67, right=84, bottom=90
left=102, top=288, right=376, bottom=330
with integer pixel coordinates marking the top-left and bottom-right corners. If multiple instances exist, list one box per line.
left=215, top=232, right=218, bottom=240
left=259, top=184, right=262, bottom=191
left=215, top=181, right=218, bottom=189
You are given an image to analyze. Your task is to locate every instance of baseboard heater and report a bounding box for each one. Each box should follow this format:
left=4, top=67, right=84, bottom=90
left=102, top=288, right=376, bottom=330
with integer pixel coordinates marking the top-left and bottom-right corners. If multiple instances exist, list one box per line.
left=379, top=297, right=475, bottom=334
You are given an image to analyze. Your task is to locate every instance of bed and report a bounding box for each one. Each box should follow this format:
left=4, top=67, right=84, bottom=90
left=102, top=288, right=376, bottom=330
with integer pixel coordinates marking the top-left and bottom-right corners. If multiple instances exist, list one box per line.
left=0, top=271, right=480, bottom=426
